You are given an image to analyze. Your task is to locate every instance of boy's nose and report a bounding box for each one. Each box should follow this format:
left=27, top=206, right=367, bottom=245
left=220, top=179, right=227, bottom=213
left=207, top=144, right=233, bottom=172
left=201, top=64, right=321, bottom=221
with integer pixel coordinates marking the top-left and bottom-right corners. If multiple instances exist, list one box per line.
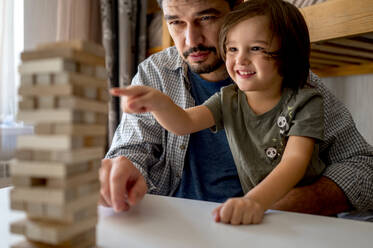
left=237, top=52, right=250, bottom=65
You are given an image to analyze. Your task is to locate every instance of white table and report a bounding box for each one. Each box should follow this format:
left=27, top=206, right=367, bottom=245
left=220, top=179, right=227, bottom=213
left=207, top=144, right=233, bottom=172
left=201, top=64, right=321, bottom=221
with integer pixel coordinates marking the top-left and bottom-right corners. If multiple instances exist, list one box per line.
left=1, top=187, right=372, bottom=248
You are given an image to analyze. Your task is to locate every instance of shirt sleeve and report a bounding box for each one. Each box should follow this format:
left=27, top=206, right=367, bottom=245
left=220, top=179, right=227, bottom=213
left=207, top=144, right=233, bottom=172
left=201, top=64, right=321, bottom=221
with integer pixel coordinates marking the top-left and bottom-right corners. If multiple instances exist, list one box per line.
left=310, top=72, right=373, bottom=211
left=202, top=91, right=224, bottom=133
left=287, top=89, right=324, bottom=142
left=105, top=62, right=163, bottom=193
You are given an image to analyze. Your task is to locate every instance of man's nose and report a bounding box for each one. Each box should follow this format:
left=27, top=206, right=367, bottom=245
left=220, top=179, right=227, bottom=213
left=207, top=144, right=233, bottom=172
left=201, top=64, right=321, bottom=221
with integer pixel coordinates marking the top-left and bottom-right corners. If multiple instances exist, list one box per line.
left=185, top=24, right=203, bottom=48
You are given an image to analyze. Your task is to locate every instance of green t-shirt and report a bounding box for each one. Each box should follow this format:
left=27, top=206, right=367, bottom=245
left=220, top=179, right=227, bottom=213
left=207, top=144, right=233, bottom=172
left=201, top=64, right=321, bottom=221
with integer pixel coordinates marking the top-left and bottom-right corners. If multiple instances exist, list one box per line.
left=203, top=84, right=325, bottom=193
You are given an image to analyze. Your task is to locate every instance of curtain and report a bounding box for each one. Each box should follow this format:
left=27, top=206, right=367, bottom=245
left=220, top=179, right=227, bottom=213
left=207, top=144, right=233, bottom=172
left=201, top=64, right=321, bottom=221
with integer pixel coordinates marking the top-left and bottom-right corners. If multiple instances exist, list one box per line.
left=0, top=0, right=23, bottom=124
left=100, top=0, right=148, bottom=146
left=56, top=0, right=102, bottom=43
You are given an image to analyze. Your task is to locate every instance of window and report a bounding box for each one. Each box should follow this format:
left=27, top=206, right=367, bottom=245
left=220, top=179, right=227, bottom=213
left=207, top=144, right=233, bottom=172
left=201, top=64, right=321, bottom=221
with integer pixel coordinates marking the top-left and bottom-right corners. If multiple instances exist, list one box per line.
left=0, top=0, right=24, bottom=124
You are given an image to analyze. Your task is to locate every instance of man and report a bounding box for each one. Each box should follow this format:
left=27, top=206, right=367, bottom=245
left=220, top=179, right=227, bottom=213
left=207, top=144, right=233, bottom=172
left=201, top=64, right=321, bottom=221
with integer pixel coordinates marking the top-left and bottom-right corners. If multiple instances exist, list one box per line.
left=100, top=0, right=373, bottom=217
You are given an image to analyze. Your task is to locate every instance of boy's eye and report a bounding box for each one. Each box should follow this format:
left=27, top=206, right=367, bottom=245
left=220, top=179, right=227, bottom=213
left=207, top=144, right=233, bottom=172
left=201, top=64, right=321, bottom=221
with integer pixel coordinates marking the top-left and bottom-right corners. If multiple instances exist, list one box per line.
left=251, top=46, right=264, bottom=52
left=227, top=47, right=237, bottom=52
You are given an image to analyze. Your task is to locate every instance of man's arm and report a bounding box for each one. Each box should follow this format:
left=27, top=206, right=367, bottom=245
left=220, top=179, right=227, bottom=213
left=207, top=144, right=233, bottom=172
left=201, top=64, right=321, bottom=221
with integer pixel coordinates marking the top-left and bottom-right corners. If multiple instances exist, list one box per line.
left=272, top=72, right=373, bottom=215
left=271, top=176, right=351, bottom=215
left=309, top=72, right=373, bottom=212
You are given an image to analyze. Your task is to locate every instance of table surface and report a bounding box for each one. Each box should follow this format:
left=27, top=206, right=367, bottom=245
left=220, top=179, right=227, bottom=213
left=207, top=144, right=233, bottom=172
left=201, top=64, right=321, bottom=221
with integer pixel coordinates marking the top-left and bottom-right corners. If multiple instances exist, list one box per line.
left=1, top=187, right=373, bottom=248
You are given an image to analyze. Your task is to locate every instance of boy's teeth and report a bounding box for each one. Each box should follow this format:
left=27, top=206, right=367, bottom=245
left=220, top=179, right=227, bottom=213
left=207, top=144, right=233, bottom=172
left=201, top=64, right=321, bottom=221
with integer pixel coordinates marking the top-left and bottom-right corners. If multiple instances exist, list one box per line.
left=239, top=71, right=254, bottom=75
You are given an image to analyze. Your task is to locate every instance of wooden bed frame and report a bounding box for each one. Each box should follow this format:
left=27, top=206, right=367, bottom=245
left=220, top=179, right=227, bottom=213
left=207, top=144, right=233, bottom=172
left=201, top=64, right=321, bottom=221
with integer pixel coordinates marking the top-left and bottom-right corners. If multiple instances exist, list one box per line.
left=301, top=0, right=373, bottom=77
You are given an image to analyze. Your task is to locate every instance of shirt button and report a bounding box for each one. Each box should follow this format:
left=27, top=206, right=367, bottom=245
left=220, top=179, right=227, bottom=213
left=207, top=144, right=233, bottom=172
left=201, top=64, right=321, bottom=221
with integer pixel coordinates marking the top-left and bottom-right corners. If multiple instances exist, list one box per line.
left=179, top=144, right=186, bottom=150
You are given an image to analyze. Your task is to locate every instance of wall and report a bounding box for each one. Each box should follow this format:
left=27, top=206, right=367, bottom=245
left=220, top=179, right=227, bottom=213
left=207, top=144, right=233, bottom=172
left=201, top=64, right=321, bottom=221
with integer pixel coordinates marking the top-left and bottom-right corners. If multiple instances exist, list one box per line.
left=24, top=0, right=58, bottom=50
left=323, top=74, right=373, bottom=145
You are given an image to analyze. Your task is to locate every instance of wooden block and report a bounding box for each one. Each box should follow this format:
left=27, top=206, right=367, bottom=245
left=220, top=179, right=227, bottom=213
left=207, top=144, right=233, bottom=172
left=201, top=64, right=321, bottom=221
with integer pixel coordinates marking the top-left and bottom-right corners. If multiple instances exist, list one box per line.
left=19, top=77, right=106, bottom=101
left=15, top=150, right=33, bottom=160
left=53, top=124, right=106, bottom=136
left=10, top=219, right=27, bottom=235
left=12, top=177, right=46, bottom=187
left=35, top=74, right=53, bottom=85
left=17, top=135, right=83, bottom=151
left=19, top=84, right=74, bottom=97
left=30, top=203, right=97, bottom=224
left=82, top=112, right=96, bottom=124
left=10, top=181, right=99, bottom=205
left=96, top=113, right=108, bottom=125
left=10, top=160, right=91, bottom=178
left=33, top=123, right=53, bottom=135
left=98, top=88, right=109, bottom=101
left=11, top=228, right=96, bottom=248
left=11, top=192, right=99, bottom=223
left=83, top=87, right=97, bottom=99
left=57, top=96, right=108, bottom=114
left=11, top=187, right=70, bottom=205
left=21, top=75, right=35, bottom=86
left=37, top=193, right=97, bottom=223
left=11, top=217, right=97, bottom=245
left=27, top=202, right=46, bottom=217
left=79, top=64, right=94, bottom=76
left=37, top=96, right=57, bottom=109
left=26, top=216, right=97, bottom=244
left=15, top=147, right=104, bottom=164
left=21, top=45, right=105, bottom=66
left=95, top=66, right=107, bottom=79
left=53, top=147, right=104, bottom=163
left=54, top=72, right=106, bottom=88
left=19, top=58, right=76, bottom=75
left=17, top=109, right=80, bottom=124
left=36, top=40, right=105, bottom=58
left=33, top=150, right=54, bottom=161
left=19, top=97, right=36, bottom=110
left=83, top=112, right=108, bottom=125
left=47, top=165, right=99, bottom=188
left=11, top=199, right=26, bottom=211
left=84, top=136, right=106, bottom=147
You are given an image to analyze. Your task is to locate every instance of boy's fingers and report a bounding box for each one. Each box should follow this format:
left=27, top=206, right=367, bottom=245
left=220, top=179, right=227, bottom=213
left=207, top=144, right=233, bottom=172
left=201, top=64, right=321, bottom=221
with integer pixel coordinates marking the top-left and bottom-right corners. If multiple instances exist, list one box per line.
left=110, top=86, right=149, bottom=97
left=220, top=201, right=234, bottom=223
left=110, top=87, right=130, bottom=96
left=212, top=205, right=223, bottom=222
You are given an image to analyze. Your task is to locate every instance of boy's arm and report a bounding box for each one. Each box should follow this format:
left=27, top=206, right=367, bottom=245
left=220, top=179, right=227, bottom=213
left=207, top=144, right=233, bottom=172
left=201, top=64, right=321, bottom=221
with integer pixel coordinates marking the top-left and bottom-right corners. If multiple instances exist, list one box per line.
left=111, top=86, right=215, bottom=135
left=246, top=136, right=315, bottom=210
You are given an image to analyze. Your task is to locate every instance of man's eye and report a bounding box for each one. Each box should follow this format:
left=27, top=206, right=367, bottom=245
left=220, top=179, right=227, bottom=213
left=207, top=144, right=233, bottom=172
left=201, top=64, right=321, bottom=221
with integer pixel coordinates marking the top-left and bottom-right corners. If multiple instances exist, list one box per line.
left=169, top=20, right=182, bottom=25
left=200, top=16, right=215, bottom=21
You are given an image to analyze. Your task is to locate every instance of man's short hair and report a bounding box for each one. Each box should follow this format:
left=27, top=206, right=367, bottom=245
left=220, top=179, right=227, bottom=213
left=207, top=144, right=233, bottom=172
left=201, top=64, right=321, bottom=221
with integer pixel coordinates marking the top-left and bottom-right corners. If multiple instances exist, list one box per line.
left=156, top=0, right=240, bottom=9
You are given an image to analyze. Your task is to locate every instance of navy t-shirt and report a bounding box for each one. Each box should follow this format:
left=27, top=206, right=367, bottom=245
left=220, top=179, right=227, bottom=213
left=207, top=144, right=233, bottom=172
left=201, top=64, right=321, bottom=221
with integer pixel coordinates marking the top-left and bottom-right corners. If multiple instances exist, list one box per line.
left=173, top=70, right=244, bottom=203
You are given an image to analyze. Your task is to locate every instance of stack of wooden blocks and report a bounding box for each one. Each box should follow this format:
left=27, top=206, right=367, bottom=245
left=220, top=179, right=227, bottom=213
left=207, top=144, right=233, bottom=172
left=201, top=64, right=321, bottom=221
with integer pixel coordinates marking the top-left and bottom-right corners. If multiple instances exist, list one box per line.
left=9, top=40, right=108, bottom=248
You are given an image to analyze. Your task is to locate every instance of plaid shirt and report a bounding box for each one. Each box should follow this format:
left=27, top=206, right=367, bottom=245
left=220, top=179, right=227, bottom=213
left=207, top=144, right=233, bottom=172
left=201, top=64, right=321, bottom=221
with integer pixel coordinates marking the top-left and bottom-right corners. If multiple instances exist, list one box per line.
left=106, top=47, right=373, bottom=211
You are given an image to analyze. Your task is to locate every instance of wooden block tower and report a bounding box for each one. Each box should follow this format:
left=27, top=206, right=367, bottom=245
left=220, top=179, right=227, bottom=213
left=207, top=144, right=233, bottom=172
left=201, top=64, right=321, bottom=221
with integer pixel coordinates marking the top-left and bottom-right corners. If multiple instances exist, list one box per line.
left=9, top=40, right=108, bottom=248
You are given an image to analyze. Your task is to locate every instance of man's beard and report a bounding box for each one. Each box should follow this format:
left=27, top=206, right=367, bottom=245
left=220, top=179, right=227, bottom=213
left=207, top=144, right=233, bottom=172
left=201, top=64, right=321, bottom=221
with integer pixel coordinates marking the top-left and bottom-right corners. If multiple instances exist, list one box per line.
left=183, top=45, right=224, bottom=74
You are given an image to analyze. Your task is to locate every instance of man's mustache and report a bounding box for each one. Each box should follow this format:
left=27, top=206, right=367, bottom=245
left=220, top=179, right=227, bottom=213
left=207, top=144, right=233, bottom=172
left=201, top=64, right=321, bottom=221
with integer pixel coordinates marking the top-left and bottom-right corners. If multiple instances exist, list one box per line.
left=183, top=45, right=217, bottom=58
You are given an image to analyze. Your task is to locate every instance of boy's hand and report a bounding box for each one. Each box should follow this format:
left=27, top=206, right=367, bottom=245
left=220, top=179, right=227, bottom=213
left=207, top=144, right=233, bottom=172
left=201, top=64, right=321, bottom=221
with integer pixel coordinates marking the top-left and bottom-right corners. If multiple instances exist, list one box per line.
left=212, top=197, right=265, bottom=225
left=110, top=86, right=169, bottom=114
